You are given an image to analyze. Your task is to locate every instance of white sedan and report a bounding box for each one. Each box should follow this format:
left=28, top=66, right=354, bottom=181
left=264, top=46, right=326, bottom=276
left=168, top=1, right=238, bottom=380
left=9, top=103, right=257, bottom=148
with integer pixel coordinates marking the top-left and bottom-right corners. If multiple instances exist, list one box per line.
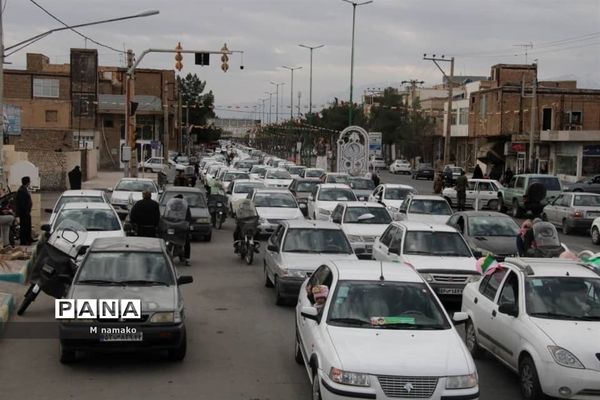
left=389, top=159, right=411, bottom=174
left=44, top=190, right=109, bottom=226
left=109, top=178, right=159, bottom=218
left=249, top=188, right=304, bottom=236
left=262, top=168, right=293, bottom=188
left=461, top=257, right=600, bottom=400
left=442, top=179, right=503, bottom=210
left=296, top=260, right=480, bottom=400
left=307, top=184, right=357, bottom=221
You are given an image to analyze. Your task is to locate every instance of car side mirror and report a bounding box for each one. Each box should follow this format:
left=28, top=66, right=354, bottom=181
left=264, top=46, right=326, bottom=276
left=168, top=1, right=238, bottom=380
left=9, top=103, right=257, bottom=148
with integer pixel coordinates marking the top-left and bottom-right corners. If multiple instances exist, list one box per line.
left=44, top=208, right=53, bottom=214
left=41, top=224, right=51, bottom=233
left=498, top=302, right=518, bottom=317
left=77, top=246, right=88, bottom=256
left=177, top=275, right=194, bottom=285
left=226, top=189, right=232, bottom=195
left=472, top=250, right=483, bottom=258
left=300, top=306, right=319, bottom=321
left=267, top=244, right=279, bottom=252
left=452, top=312, right=469, bottom=324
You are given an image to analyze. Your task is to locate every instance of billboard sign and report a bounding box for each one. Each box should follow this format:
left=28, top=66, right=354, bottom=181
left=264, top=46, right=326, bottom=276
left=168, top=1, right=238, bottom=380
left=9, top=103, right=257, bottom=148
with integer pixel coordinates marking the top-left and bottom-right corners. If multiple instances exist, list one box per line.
left=3, top=104, right=22, bottom=136
left=369, top=132, right=382, bottom=157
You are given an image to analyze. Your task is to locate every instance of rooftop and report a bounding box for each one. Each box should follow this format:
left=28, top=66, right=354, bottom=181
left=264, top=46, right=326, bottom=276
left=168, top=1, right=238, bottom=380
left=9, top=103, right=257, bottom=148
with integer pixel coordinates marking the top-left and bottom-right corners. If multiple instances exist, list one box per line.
left=331, top=260, right=423, bottom=283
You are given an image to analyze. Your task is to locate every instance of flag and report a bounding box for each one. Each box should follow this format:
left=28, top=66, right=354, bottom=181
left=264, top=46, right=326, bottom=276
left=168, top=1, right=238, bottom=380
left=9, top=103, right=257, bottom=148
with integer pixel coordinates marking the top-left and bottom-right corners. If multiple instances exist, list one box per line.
left=476, top=254, right=498, bottom=274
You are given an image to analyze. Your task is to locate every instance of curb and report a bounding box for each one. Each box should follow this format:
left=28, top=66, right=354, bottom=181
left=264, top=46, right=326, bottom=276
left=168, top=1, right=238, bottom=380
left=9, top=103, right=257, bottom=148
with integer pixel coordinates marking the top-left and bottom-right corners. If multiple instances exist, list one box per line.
left=0, top=292, right=15, bottom=335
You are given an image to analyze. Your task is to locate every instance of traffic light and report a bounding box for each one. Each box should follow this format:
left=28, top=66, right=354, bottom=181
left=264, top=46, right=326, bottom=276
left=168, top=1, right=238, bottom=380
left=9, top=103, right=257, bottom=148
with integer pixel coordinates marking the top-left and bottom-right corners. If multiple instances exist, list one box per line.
left=221, top=43, right=229, bottom=73
left=195, top=52, right=210, bottom=66
left=175, top=42, right=183, bottom=71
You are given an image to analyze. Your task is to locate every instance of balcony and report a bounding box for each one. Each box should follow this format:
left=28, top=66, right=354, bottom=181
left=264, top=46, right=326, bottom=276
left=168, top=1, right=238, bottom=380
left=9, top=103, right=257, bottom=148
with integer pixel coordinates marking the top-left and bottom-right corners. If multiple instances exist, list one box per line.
left=540, top=130, right=600, bottom=142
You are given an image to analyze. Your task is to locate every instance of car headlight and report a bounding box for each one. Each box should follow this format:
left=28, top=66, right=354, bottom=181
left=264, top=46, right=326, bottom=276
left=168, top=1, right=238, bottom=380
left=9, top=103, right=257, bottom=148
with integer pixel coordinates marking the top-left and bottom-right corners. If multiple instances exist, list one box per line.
left=548, top=346, right=584, bottom=369
left=330, top=368, right=371, bottom=387
left=466, top=274, right=482, bottom=284
left=282, top=269, right=307, bottom=278
left=347, top=235, right=363, bottom=243
left=150, top=312, right=176, bottom=323
left=196, top=217, right=210, bottom=223
left=318, top=208, right=331, bottom=215
left=446, top=372, right=478, bottom=389
left=420, top=273, right=434, bottom=283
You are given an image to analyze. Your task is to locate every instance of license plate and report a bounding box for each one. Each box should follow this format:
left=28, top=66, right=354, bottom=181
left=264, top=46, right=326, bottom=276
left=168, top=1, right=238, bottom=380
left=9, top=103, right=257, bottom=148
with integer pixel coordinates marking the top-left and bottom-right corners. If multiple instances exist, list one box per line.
left=100, top=332, right=143, bottom=342
left=437, top=287, right=463, bottom=295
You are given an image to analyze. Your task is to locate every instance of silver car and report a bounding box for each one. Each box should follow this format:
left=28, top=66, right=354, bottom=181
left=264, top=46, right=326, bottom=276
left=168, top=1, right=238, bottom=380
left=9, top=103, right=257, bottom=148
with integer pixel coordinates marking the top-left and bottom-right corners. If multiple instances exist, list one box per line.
left=442, top=179, right=502, bottom=210
left=542, top=192, right=600, bottom=234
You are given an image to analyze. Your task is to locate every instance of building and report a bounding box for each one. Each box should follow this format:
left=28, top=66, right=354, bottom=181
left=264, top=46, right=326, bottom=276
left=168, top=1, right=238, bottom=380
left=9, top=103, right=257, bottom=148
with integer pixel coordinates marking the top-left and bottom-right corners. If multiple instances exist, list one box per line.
left=207, top=118, right=259, bottom=138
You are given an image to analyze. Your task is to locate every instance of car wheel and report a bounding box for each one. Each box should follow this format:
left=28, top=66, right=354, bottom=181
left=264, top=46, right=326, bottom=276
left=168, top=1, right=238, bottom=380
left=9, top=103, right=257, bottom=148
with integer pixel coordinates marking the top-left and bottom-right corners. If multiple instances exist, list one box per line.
left=562, top=219, right=571, bottom=235
left=264, top=263, right=273, bottom=287
left=487, top=199, right=499, bottom=210
left=59, top=343, right=76, bottom=364
left=295, top=330, right=304, bottom=365
left=519, top=356, right=544, bottom=400
left=167, top=329, right=187, bottom=361
left=465, top=320, right=485, bottom=359
left=592, top=227, right=600, bottom=245
left=274, top=276, right=285, bottom=306
left=512, top=199, right=522, bottom=218
left=312, top=370, right=322, bottom=400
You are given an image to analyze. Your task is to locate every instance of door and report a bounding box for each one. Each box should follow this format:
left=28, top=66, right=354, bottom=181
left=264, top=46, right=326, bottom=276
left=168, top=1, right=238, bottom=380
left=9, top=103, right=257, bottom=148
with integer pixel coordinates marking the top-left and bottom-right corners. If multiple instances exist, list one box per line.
left=265, top=225, right=285, bottom=283
left=545, top=194, right=562, bottom=224
left=465, top=181, right=477, bottom=208
left=476, top=181, right=495, bottom=209
left=557, top=194, right=573, bottom=226
left=469, top=267, right=508, bottom=350
left=372, top=225, right=398, bottom=261
left=330, top=204, right=344, bottom=224
left=388, top=226, right=404, bottom=263
left=491, top=271, right=521, bottom=368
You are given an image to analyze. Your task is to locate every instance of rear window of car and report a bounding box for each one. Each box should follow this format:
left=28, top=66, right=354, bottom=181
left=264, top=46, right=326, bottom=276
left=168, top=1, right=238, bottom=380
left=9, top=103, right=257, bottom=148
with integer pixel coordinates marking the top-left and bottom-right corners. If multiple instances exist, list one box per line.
left=529, top=177, right=561, bottom=191
left=573, top=194, right=600, bottom=207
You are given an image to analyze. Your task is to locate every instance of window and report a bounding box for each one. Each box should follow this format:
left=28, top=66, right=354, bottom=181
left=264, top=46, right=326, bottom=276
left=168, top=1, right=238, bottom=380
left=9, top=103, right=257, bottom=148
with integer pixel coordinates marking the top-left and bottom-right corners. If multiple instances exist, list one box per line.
left=498, top=272, right=519, bottom=307
left=458, top=108, right=468, bottom=125
left=477, top=181, right=493, bottom=192
left=567, top=111, right=582, bottom=125
left=379, top=226, right=398, bottom=247
left=515, top=177, right=525, bottom=189
left=508, top=177, right=516, bottom=188
left=480, top=268, right=508, bottom=301
left=560, top=194, right=572, bottom=207
left=389, top=228, right=403, bottom=253
left=33, top=78, right=59, bottom=98
left=45, top=110, right=58, bottom=122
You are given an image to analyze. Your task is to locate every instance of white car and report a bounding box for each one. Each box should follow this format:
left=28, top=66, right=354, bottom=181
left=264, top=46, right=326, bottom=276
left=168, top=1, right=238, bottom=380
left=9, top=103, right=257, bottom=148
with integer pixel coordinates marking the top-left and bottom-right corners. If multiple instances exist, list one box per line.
left=262, top=168, right=293, bottom=188
left=218, top=169, right=250, bottom=192
left=139, top=156, right=167, bottom=173
left=373, top=221, right=480, bottom=300
left=461, top=257, right=600, bottom=400
left=285, top=165, right=307, bottom=179
left=398, top=194, right=454, bottom=224
left=44, top=190, right=109, bottom=226
left=369, top=156, right=386, bottom=170
left=389, top=159, right=412, bottom=174
left=249, top=188, right=304, bottom=236
left=330, top=202, right=392, bottom=259
left=264, top=220, right=358, bottom=305
left=442, top=179, right=503, bottom=210
left=592, top=217, right=600, bottom=245
left=295, top=260, right=480, bottom=400
left=308, top=184, right=358, bottom=221
left=109, top=178, right=159, bottom=218
left=300, top=168, right=325, bottom=179
left=227, top=179, right=265, bottom=216
left=249, top=165, right=268, bottom=180
left=369, top=184, right=417, bottom=215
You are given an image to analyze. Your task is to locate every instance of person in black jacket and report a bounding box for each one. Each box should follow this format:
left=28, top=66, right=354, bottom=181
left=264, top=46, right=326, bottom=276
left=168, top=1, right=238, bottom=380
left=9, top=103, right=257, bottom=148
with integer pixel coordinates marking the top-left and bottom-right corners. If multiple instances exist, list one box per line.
left=16, top=176, right=34, bottom=245
left=68, top=166, right=82, bottom=190
left=472, top=164, right=483, bottom=179
left=129, top=191, right=160, bottom=237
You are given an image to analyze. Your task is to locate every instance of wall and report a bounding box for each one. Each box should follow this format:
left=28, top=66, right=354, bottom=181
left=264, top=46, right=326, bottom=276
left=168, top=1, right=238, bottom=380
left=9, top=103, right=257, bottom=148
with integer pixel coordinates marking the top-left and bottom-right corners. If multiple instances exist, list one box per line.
left=86, top=149, right=98, bottom=179
left=27, top=150, right=80, bottom=190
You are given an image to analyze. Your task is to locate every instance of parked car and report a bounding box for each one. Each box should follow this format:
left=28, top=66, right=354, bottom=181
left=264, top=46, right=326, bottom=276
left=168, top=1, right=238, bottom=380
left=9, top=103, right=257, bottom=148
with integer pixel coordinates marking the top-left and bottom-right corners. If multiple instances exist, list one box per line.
left=300, top=168, right=325, bottom=179
left=592, top=217, right=600, bottom=245
left=443, top=165, right=465, bottom=184
left=322, top=172, right=350, bottom=184
left=447, top=211, right=520, bottom=260
left=389, top=159, right=411, bottom=174
left=109, top=178, right=159, bottom=219
left=158, top=186, right=212, bottom=241
left=226, top=179, right=266, bottom=217
left=461, top=257, right=600, bottom=400
left=369, top=184, right=417, bottom=214
left=262, top=168, right=293, bottom=188
left=58, top=237, right=193, bottom=363
left=397, top=194, right=453, bottom=224
left=373, top=221, right=479, bottom=301
left=369, top=155, right=386, bottom=170
left=498, top=174, right=562, bottom=218
left=295, top=260, right=479, bottom=400
left=330, top=201, right=392, bottom=259
left=541, top=192, right=600, bottom=234
left=563, top=175, right=600, bottom=194
left=249, top=188, right=304, bottom=236
left=44, top=190, right=109, bottom=226
left=307, top=184, right=357, bottom=221
left=139, top=156, right=167, bottom=173
left=412, top=163, right=435, bottom=180
left=288, top=178, right=321, bottom=217
left=347, top=177, right=375, bottom=201
left=264, top=220, right=357, bottom=305
left=443, top=179, right=503, bottom=210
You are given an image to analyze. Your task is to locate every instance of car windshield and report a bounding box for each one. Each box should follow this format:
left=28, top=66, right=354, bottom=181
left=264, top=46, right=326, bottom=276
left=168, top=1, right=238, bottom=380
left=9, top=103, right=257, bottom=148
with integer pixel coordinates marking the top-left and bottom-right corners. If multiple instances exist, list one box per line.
left=305, top=169, right=324, bottom=178
left=224, top=172, right=250, bottom=182
left=237, top=161, right=255, bottom=169
left=573, top=194, right=600, bottom=207
left=403, top=231, right=472, bottom=257
left=54, top=196, right=104, bottom=212
left=54, top=209, right=121, bottom=231
left=254, top=193, right=297, bottom=208
left=419, top=164, right=432, bottom=169
left=327, top=174, right=349, bottom=183
left=250, top=166, right=267, bottom=174
left=318, top=188, right=357, bottom=202
left=327, top=281, right=450, bottom=330
left=344, top=207, right=391, bottom=224
left=297, top=181, right=319, bottom=192
left=529, top=177, right=561, bottom=191
left=384, top=188, right=415, bottom=200
left=160, top=192, right=206, bottom=207
left=526, top=277, right=600, bottom=321
left=77, top=252, right=174, bottom=285
left=267, top=170, right=292, bottom=179
left=114, top=180, right=156, bottom=192
left=282, top=228, right=352, bottom=254
left=468, top=216, right=519, bottom=236
left=409, top=199, right=452, bottom=215
left=234, top=182, right=265, bottom=194
left=349, top=179, right=375, bottom=190
left=288, top=166, right=305, bottom=175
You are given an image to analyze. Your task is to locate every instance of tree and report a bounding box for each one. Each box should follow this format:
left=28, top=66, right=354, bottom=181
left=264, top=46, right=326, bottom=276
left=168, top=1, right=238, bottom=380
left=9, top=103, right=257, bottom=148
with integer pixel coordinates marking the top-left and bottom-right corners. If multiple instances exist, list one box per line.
left=177, top=73, right=218, bottom=142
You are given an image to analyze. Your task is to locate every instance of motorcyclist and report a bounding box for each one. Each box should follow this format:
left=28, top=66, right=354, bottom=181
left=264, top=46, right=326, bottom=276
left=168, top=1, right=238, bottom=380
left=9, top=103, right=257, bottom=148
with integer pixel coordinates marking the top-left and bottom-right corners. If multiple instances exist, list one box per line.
left=233, top=198, right=258, bottom=253
left=129, top=191, right=160, bottom=237
left=174, top=170, right=188, bottom=187
left=163, top=194, right=192, bottom=265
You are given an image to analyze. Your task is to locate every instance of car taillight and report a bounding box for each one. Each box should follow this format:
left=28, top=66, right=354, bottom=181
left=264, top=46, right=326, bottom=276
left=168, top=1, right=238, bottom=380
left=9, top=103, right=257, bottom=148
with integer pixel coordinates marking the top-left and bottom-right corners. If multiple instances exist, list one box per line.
left=572, top=210, right=584, bottom=218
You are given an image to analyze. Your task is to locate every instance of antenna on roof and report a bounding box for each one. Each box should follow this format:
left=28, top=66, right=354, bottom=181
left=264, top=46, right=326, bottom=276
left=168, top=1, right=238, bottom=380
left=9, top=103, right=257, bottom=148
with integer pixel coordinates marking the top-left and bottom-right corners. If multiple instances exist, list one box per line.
left=379, top=261, right=385, bottom=281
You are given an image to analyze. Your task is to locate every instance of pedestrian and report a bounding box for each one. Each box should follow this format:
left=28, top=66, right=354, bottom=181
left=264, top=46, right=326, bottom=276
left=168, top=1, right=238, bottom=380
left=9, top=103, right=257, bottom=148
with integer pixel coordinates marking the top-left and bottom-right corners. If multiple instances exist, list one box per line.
left=433, top=173, right=443, bottom=194
left=472, top=164, right=483, bottom=179
left=174, top=170, right=187, bottom=186
left=0, top=198, right=15, bottom=249
left=129, top=190, right=161, bottom=237
left=16, top=176, right=34, bottom=245
left=371, top=171, right=380, bottom=187
left=443, top=166, right=453, bottom=187
left=516, top=219, right=532, bottom=257
left=68, top=166, right=82, bottom=190
left=503, top=167, right=514, bottom=185
left=455, top=170, right=468, bottom=211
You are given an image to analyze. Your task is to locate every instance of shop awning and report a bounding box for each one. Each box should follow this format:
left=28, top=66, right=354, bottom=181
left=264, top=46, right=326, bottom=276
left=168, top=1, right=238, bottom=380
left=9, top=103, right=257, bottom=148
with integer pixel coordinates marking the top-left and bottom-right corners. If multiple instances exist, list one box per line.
left=477, top=141, right=505, bottom=164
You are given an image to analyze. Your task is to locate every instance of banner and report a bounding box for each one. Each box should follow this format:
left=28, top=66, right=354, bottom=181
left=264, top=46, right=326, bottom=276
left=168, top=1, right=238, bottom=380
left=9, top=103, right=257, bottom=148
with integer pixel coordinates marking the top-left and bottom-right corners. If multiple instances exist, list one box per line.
left=3, top=104, right=22, bottom=136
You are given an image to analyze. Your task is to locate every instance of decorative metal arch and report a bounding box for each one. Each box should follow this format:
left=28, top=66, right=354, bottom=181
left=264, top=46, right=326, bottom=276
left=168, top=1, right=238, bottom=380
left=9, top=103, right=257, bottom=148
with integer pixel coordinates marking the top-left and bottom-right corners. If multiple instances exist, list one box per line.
left=336, top=126, right=369, bottom=176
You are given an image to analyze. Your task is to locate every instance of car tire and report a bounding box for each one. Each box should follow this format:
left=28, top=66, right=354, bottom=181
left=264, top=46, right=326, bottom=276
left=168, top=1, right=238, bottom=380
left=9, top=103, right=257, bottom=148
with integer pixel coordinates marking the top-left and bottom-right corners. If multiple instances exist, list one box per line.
left=562, top=219, right=571, bottom=235
left=59, top=343, right=76, bottom=364
left=167, top=329, right=187, bottom=361
left=512, top=199, right=522, bottom=218
left=465, top=320, right=485, bottom=359
left=592, top=227, right=600, bottom=245
left=274, top=276, right=285, bottom=306
left=264, top=263, right=274, bottom=288
left=519, top=356, right=544, bottom=400
left=295, top=330, right=304, bottom=365
left=487, top=199, right=499, bottom=210
left=312, top=370, right=322, bottom=400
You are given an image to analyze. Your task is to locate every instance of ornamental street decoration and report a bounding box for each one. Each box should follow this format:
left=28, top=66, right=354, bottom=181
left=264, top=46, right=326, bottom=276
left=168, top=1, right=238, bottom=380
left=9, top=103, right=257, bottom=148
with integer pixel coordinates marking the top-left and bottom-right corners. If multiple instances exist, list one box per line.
left=336, top=126, right=369, bottom=176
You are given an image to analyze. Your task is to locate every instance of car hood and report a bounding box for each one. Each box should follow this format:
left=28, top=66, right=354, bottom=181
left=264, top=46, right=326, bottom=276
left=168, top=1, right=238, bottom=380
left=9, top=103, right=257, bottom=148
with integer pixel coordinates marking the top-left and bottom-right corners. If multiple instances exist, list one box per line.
left=530, top=318, right=600, bottom=371
left=265, top=178, right=292, bottom=187
left=405, top=214, right=450, bottom=224
left=352, top=189, right=372, bottom=199
left=83, top=231, right=125, bottom=247
left=327, top=326, right=473, bottom=376
left=70, top=285, right=177, bottom=312
left=381, top=199, right=404, bottom=209
left=467, top=236, right=518, bottom=256
left=111, top=191, right=158, bottom=203
left=343, top=224, right=388, bottom=238
left=190, top=207, right=210, bottom=219
left=256, top=207, right=303, bottom=220
left=282, top=252, right=357, bottom=271
left=403, top=255, right=477, bottom=273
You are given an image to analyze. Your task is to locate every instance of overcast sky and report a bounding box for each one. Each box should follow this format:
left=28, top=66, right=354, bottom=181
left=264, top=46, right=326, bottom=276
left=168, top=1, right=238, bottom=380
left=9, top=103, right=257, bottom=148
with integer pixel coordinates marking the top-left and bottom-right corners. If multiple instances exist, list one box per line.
left=4, top=0, right=600, bottom=118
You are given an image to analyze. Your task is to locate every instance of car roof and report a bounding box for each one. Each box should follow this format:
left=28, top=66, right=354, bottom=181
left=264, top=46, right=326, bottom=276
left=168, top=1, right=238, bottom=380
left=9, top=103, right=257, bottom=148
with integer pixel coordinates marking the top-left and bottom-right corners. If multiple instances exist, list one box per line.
left=283, top=219, right=342, bottom=229
left=253, top=188, right=292, bottom=194
left=516, top=174, right=560, bottom=178
left=453, top=210, right=510, bottom=218
left=409, top=194, right=447, bottom=200
left=89, top=237, right=164, bottom=253
left=293, top=178, right=321, bottom=182
left=60, top=202, right=114, bottom=210
left=266, top=168, right=289, bottom=172
left=305, top=167, right=325, bottom=171
left=319, top=183, right=352, bottom=189
left=380, top=184, right=415, bottom=189
left=503, top=258, right=600, bottom=279
left=344, top=201, right=385, bottom=208
left=330, top=260, right=424, bottom=283
left=223, top=169, right=248, bottom=174
left=566, top=192, right=600, bottom=196
left=392, top=220, right=457, bottom=232
left=233, top=179, right=264, bottom=184
left=61, top=190, right=105, bottom=197
left=163, top=186, right=204, bottom=193
left=117, top=177, right=155, bottom=183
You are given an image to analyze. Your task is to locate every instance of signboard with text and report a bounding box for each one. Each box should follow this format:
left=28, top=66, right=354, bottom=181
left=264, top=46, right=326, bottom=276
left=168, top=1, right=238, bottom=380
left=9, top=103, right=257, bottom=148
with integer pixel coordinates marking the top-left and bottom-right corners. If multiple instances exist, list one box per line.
left=368, top=132, right=382, bottom=157
left=3, top=104, right=22, bottom=136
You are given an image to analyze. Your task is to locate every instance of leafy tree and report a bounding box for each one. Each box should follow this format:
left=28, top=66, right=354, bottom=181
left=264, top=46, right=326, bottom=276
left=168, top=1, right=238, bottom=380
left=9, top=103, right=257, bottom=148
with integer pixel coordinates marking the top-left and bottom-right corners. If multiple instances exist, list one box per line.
left=177, top=73, right=218, bottom=142
left=311, top=100, right=367, bottom=131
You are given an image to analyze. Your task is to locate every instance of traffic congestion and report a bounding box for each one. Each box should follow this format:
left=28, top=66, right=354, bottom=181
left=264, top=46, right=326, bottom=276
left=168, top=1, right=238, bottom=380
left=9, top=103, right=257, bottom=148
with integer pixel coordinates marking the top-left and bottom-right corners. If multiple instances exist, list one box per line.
left=4, top=140, right=600, bottom=400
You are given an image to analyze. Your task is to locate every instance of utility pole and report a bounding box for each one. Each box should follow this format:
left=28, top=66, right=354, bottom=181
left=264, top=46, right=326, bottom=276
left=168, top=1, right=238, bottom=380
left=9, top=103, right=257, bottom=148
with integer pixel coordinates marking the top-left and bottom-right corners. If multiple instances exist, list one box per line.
left=178, top=96, right=182, bottom=157
left=282, top=66, right=302, bottom=119
left=401, top=79, right=424, bottom=108
left=185, top=103, right=189, bottom=153
left=125, top=49, right=135, bottom=177
left=265, top=92, right=273, bottom=124
left=297, top=91, right=302, bottom=118
left=423, top=54, right=454, bottom=166
left=163, top=82, right=169, bottom=160
left=270, top=82, right=284, bottom=123
left=299, top=44, right=324, bottom=118
left=514, top=42, right=533, bottom=64
left=529, top=71, right=537, bottom=172
left=261, top=98, right=266, bottom=125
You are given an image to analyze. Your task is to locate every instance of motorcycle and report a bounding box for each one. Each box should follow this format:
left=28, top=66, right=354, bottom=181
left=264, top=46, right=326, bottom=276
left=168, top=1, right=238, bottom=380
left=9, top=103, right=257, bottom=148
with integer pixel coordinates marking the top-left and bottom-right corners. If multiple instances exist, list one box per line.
left=208, top=194, right=227, bottom=230
left=234, top=215, right=260, bottom=265
left=17, top=221, right=87, bottom=316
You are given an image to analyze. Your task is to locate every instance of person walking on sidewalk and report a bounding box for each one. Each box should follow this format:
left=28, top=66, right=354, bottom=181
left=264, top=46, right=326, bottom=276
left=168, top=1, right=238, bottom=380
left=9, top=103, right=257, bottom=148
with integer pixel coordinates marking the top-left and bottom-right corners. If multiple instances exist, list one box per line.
left=455, top=170, right=468, bottom=211
left=16, top=176, right=34, bottom=245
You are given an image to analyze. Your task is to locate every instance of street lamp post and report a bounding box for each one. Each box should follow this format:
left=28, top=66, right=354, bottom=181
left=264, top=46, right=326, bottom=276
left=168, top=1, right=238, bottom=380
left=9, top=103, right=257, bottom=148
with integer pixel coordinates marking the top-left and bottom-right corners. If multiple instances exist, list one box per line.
left=341, top=0, right=373, bottom=126
left=270, top=81, right=284, bottom=124
left=282, top=66, right=302, bottom=120
left=299, top=44, right=324, bottom=119
left=265, top=92, right=274, bottom=124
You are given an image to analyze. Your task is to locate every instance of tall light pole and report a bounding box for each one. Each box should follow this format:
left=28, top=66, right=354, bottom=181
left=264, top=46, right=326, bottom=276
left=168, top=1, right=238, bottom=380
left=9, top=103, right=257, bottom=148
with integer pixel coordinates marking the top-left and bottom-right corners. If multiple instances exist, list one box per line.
left=299, top=44, right=324, bottom=119
left=270, top=81, right=284, bottom=124
left=265, top=92, right=274, bottom=124
left=282, top=66, right=302, bottom=119
left=341, top=0, right=373, bottom=126
left=279, top=83, right=285, bottom=121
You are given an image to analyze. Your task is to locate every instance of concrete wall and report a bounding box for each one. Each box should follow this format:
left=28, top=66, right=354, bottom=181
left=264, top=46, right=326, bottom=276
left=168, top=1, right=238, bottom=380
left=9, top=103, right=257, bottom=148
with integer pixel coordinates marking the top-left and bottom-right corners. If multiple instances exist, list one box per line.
left=27, top=150, right=80, bottom=190
left=86, top=149, right=98, bottom=179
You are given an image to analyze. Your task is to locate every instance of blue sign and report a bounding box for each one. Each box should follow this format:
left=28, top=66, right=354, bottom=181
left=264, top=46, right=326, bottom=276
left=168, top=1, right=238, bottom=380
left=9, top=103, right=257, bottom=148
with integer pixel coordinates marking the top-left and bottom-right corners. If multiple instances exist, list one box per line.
left=3, top=104, right=22, bottom=136
left=151, top=140, right=160, bottom=150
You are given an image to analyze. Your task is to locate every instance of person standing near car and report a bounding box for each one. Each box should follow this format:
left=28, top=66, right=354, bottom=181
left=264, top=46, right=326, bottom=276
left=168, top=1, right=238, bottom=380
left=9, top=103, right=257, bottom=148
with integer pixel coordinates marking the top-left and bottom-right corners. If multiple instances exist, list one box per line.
left=472, top=164, right=483, bottom=179
left=455, top=170, right=468, bottom=211
left=433, top=172, right=444, bottom=194
left=130, top=191, right=160, bottom=237
left=443, top=166, right=453, bottom=187
left=16, top=176, right=34, bottom=245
